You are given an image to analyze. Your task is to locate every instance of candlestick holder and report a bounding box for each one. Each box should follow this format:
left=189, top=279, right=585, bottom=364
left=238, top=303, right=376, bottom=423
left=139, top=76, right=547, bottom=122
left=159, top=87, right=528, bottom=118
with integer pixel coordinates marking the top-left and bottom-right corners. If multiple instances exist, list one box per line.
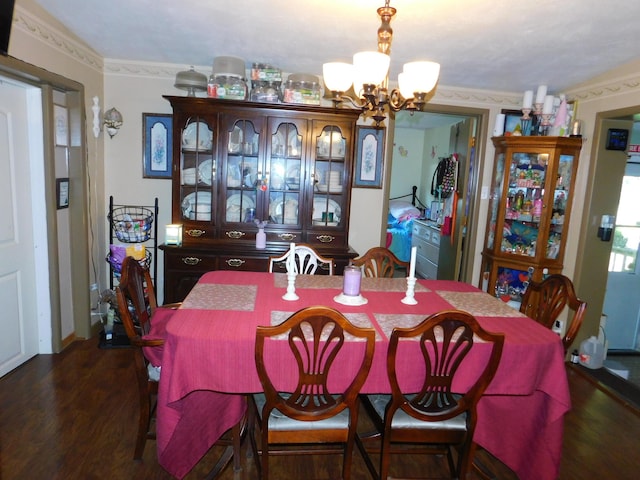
left=282, top=272, right=299, bottom=301
left=540, top=113, right=553, bottom=136
left=401, top=277, right=418, bottom=305
left=531, top=103, right=543, bottom=136
left=520, top=108, right=532, bottom=136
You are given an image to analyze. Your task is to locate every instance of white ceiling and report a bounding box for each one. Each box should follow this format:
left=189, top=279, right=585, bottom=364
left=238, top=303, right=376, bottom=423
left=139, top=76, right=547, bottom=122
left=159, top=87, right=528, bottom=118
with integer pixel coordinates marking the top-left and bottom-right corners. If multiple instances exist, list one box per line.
left=34, top=0, right=640, bottom=95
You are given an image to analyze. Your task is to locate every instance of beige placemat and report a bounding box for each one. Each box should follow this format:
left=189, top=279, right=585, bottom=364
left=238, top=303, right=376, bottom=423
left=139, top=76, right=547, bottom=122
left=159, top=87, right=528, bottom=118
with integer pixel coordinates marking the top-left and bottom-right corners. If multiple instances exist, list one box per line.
left=182, top=283, right=257, bottom=311
left=436, top=291, right=527, bottom=317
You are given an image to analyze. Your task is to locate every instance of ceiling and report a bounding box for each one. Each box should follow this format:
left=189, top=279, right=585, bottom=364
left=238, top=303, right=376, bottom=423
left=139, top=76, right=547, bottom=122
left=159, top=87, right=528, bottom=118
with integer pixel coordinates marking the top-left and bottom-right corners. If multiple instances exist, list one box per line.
left=34, top=0, right=640, bottom=96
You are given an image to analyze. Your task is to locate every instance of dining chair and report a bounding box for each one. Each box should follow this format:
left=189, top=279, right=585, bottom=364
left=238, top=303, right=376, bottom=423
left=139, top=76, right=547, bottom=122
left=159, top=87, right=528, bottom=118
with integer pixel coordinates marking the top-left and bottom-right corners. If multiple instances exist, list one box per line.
left=249, top=305, right=376, bottom=480
left=356, top=309, right=505, bottom=480
left=116, top=256, right=243, bottom=473
left=267, top=243, right=334, bottom=275
left=519, top=273, right=587, bottom=353
left=352, top=246, right=409, bottom=278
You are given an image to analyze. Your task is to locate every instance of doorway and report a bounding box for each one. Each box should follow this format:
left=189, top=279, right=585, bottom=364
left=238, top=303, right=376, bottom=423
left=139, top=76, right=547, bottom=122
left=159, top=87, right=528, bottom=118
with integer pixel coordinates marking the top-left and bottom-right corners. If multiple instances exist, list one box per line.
left=603, top=158, right=640, bottom=351
left=391, top=107, right=486, bottom=283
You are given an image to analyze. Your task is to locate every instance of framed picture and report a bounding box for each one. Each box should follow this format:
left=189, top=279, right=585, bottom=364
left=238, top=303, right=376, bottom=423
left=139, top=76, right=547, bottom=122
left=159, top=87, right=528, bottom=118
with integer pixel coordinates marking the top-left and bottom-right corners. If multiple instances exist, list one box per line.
left=501, top=109, right=522, bottom=136
left=56, top=178, right=69, bottom=209
left=143, top=113, right=172, bottom=179
left=54, top=105, right=68, bottom=146
left=353, top=126, right=385, bottom=188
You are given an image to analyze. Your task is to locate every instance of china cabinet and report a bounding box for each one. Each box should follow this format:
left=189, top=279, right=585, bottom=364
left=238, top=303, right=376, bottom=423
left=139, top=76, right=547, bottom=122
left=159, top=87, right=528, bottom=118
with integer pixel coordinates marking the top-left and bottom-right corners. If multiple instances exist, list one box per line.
left=160, top=96, right=361, bottom=303
left=479, top=136, right=582, bottom=304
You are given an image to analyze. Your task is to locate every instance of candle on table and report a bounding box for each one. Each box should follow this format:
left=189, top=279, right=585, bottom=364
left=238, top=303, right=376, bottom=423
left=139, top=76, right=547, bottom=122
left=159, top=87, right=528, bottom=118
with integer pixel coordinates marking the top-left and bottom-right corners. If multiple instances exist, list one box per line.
left=542, top=95, right=555, bottom=114
left=286, top=242, right=296, bottom=273
left=535, top=85, right=547, bottom=105
left=342, top=265, right=362, bottom=297
left=522, top=90, right=534, bottom=109
left=409, top=246, right=417, bottom=279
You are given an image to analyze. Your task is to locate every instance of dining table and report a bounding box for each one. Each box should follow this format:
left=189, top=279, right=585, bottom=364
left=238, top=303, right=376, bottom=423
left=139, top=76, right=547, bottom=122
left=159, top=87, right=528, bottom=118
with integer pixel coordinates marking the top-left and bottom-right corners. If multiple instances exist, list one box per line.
left=152, top=270, right=571, bottom=480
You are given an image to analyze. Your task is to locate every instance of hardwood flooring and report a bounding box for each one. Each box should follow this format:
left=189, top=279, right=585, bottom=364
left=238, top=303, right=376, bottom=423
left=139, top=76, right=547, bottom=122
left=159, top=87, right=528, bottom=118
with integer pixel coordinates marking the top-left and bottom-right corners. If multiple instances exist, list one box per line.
left=1, top=338, right=639, bottom=479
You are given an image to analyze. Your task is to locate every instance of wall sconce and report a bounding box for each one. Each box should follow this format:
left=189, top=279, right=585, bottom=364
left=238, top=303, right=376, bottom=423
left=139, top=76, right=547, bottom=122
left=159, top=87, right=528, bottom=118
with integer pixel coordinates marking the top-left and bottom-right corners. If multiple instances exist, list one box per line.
left=165, top=224, right=183, bottom=246
left=103, top=107, right=123, bottom=138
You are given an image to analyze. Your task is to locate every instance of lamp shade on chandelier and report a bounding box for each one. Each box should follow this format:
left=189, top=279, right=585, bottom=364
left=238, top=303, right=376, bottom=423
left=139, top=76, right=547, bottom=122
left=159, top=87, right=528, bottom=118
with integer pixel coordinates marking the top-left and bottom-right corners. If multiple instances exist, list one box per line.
left=323, top=1, right=440, bottom=126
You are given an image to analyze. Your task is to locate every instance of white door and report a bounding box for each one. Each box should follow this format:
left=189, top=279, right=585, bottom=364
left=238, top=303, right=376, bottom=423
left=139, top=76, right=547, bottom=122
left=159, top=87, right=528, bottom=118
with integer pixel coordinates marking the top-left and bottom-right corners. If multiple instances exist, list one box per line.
left=603, top=161, right=640, bottom=350
left=0, top=77, right=41, bottom=376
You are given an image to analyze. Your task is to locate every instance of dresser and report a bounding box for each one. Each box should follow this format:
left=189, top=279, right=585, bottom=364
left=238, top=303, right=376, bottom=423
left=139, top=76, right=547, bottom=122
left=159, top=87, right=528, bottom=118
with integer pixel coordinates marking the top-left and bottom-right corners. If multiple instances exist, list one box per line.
left=411, top=219, right=441, bottom=280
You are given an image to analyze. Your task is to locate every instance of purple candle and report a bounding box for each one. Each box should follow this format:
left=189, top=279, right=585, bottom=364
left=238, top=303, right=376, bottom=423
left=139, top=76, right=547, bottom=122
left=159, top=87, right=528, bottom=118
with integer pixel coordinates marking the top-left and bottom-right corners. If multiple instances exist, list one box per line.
left=343, top=266, right=361, bottom=296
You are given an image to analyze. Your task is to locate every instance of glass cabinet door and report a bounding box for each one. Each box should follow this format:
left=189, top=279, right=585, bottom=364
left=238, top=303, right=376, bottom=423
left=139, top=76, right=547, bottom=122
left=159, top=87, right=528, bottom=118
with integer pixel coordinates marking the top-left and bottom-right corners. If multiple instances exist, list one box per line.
left=546, top=153, right=574, bottom=259
left=223, top=119, right=260, bottom=223
left=502, top=150, right=548, bottom=257
left=485, top=152, right=506, bottom=250
left=267, top=121, right=302, bottom=226
left=179, top=116, right=215, bottom=223
left=312, top=125, right=347, bottom=228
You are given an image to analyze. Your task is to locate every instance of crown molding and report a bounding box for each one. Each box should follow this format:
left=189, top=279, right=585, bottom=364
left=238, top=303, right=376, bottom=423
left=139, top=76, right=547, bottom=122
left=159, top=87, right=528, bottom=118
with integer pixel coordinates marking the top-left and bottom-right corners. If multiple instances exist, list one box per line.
left=103, top=59, right=209, bottom=79
left=565, top=73, right=640, bottom=103
left=433, top=86, right=520, bottom=109
left=14, top=6, right=103, bottom=73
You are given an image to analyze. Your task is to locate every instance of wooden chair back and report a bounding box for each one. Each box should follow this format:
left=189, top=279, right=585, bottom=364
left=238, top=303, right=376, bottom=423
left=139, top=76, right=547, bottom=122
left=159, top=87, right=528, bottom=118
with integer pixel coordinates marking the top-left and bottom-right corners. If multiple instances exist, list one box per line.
left=388, top=310, right=504, bottom=424
left=352, top=246, right=409, bottom=278
left=251, top=305, right=375, bottom=479
left=356, top=309, right=504, bottom=479
left=268, top=244, right=334, bottom=275
left=519, top=274, right=587, bottom=352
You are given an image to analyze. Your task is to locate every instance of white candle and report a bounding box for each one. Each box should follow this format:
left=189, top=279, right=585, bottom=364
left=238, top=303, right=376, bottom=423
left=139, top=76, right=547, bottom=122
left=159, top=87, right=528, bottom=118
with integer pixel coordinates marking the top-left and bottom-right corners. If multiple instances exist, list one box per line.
left=535, top=85, right=547, bottom=105
left=522, top=90, right=533, bottom=109
left=409, top=246, right=417, bottom=279
left=542, top=95, right=554, bottom=114
left=286, top=242, right=296, bottom=273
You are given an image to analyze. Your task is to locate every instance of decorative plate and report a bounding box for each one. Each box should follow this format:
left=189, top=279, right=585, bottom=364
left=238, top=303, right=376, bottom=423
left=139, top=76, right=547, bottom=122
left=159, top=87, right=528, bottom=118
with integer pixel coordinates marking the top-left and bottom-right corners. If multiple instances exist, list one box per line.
left=181, top=191, right=212, bottom=220
left=182, top=122, right=212, bottom=151
left=198, top=160, right=213, bottom=185
left=225, top=193, right=255, bottom=222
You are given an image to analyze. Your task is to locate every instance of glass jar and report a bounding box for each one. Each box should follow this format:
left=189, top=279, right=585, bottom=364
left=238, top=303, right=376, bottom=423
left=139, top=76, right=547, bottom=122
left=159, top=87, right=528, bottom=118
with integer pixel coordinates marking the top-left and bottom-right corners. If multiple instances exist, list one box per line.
left=207, top=75, right=247, bottom=100
left=250, top=80, right=281, bottom=103
left=282, top=80, right=321, bottom=105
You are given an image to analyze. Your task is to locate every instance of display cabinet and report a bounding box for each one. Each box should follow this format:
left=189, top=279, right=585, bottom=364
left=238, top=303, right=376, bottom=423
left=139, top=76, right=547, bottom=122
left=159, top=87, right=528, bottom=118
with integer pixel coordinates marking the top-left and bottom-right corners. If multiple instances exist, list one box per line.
left=479, top=136, right=582, bottom=304
left=161, top=96, right=361, bottom=303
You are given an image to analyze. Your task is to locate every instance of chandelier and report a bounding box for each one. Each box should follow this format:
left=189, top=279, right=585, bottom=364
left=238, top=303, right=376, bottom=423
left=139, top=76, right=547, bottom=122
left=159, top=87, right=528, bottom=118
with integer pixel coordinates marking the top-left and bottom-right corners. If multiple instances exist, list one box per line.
left=323, top=1, right=440, bottom=127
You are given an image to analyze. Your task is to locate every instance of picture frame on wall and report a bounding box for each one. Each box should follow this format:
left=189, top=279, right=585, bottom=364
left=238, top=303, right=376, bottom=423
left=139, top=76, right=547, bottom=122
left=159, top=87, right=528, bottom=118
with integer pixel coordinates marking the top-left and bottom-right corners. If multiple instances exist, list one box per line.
left=353, top=126, right=385, bottom=188
left=54, top=105, right=68, bottom=146
left=56, top=178, right=69, bottom=209
left=143, top=113, right=172, bottom=179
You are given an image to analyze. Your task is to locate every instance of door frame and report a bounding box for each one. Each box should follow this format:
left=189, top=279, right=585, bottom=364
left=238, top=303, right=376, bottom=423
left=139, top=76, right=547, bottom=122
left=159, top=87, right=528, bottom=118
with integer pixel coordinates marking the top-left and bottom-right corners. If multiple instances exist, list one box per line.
left=0, top=55, right=91, bottom=354
left=389, top=105, right=489, bottom=284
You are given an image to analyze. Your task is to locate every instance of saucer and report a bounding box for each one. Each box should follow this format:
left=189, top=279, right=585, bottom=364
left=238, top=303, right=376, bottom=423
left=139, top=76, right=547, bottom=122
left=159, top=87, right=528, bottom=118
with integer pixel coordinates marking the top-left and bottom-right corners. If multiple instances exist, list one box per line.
left=333, top=293, right=368, bottom=306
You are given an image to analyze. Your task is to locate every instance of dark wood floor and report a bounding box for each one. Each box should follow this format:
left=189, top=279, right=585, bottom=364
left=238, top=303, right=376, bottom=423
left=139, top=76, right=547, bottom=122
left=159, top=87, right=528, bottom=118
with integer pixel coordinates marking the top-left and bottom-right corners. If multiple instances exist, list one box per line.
left=1, top=338, right=639, bottom=480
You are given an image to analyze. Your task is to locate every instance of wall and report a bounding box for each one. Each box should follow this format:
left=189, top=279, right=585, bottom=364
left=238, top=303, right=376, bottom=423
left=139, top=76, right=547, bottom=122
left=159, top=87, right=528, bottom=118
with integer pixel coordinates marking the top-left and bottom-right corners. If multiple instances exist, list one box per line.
left=563, top=60, right=640, bottom=349
left=20, top=0, right=640, bottom=335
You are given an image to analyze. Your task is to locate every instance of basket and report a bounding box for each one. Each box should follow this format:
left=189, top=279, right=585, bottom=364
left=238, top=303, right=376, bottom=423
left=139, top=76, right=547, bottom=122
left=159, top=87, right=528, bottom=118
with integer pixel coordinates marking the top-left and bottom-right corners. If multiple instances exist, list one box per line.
left=106, top=250, right=152, bottom=276
left=110, top=206, right=154, bottom=242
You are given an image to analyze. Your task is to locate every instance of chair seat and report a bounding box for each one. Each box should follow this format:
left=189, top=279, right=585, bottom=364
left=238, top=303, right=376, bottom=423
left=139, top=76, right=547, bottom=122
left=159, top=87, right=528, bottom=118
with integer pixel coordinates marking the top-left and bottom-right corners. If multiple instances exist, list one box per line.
left=365, top=394, right=467, bottom=431
left=253, top=393, right=351, bottom=431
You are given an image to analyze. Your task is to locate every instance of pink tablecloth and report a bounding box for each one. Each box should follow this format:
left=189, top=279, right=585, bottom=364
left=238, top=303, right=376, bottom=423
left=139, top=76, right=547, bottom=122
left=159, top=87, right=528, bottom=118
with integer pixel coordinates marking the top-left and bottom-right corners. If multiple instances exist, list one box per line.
left=155, top=271, right=570, bottom=479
